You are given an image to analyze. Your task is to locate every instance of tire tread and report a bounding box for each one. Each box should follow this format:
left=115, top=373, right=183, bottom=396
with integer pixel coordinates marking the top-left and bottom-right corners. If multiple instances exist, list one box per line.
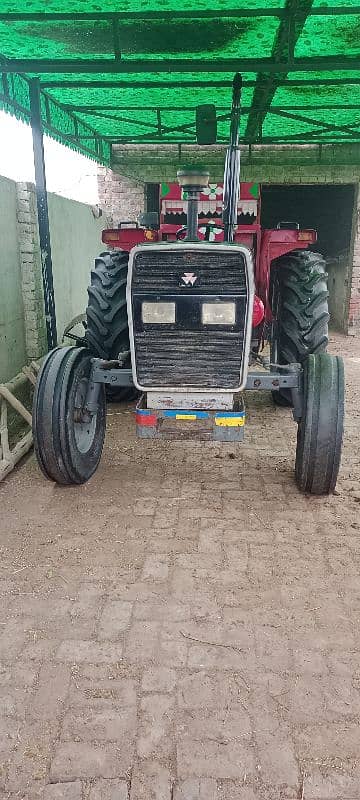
left=295, top=353, right=344, bottom=494
left=272, top=250, right=329, bottom=364
left=85, top=249, right=135, bottom=401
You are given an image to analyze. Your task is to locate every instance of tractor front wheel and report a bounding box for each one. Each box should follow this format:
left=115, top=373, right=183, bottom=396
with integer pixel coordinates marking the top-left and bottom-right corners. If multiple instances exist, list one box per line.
left=295, top=353, right=344, bottom=495
left=33, top=347, right=106, bottom=485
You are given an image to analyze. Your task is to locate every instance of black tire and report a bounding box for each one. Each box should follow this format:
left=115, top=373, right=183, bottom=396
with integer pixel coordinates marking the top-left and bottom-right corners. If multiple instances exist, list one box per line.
left=272, top=389, right=293, bottom=407
left=85, top=250, right=136, bottom=402
left=271, top=250, right=329, bottom=406
left=295, top=353, right=344, bottom=495
left=33, top=347, right=106, bottom=485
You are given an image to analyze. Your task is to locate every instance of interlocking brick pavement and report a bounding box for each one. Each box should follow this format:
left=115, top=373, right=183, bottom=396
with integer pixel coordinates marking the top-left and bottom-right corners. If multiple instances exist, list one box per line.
left=1, top=334, right=360, bottom=799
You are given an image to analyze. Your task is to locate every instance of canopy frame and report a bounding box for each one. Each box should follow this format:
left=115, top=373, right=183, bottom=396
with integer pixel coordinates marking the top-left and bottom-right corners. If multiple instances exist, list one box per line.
left=0, top=1, right=359, bottom=153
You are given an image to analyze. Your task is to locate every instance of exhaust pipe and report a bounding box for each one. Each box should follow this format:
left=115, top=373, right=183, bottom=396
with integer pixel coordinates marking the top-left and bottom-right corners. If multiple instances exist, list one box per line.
left=177, top=167, right=210, bottom=241
left=223, top=73, right=242, bottom=243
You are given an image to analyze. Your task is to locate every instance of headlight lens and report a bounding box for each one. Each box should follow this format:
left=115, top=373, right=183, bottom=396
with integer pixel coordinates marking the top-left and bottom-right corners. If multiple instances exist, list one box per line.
left=202, top=302, right=236, bottom=325
left=142, top=301, right=176, bottom=324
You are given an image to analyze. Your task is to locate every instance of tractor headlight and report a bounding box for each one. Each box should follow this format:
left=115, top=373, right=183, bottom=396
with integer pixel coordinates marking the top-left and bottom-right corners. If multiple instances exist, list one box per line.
left=202, top=302, right=236, bottom=325
left=142, top=301, right=176, bottom=324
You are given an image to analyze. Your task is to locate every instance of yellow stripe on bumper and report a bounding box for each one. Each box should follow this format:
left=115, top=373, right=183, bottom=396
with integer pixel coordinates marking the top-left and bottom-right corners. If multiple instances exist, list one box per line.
left=215, top=416, right=245, bottom=427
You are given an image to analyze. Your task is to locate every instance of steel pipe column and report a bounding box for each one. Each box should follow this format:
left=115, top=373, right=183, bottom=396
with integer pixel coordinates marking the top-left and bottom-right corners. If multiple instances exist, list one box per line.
left=29, top=78, right=57, bottom=350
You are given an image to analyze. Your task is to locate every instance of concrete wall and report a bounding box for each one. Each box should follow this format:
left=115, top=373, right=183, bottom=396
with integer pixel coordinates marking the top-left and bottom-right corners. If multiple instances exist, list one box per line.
left=0, top=176, right=27, bottom=382
left=48, top=192, right=105, bottom=341
left=0, top=179, right=108, bottom=383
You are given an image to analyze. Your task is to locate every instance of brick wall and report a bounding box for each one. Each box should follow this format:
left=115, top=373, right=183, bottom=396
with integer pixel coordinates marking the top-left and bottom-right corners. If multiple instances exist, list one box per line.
left=16, top=182, right=47, bottom=360
left=97, top=166, right=144, bottom=225
left=111, top=143, right=360, bottom=185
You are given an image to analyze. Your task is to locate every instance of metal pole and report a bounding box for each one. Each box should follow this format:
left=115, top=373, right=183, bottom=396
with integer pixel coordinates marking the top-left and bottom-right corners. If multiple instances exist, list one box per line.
left=29, top=78, right=57, bottom=350
left=186, top=190, right=200, bottom=241
left=223, top=73, right=242, bottom=243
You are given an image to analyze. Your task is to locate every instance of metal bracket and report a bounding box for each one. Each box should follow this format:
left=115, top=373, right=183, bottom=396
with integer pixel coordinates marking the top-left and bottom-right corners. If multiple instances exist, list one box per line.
left=84, top=379, right=102, bottom=418
left=91, top=362, right=134, bottom=387
left=89, top=361, right=303, bottom=400
left=288, top=363, right=303, bottom=422
left=91, top=358, right=301, bottom=392
left=245, top=370, right=299, bottom=391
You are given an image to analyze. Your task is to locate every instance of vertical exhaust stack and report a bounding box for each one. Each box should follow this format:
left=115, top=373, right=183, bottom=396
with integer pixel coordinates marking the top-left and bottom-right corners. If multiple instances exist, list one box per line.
left=177, top=167, right=210, bottom=241
left=223, top=73, right=242, bottom=243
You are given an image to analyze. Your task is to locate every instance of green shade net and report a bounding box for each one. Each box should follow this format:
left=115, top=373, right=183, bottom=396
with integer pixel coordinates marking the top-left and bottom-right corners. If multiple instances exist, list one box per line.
left=0, top=0, right=359, bottom=161
left=1, top=0, right=286, bottom=11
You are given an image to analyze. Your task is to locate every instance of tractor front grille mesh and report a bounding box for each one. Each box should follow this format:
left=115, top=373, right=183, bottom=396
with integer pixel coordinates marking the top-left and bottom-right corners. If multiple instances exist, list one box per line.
left=131, top=246, right=249, bottom=390
left=132, top=248, right=247, bottom=294
left=134, top=329, right=245, bottom=388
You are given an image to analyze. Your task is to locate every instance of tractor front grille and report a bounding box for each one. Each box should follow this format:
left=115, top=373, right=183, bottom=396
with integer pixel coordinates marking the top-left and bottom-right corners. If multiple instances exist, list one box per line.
left=129, top=244, right=251, bottom=391
left=134, top=329, right=244, bottom=388
left=132, top=249, right=247, bottom=293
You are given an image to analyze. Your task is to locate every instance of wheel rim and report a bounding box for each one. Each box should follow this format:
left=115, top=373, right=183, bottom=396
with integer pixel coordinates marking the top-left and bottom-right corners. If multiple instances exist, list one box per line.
left=73, top=377, right=97, bottom=454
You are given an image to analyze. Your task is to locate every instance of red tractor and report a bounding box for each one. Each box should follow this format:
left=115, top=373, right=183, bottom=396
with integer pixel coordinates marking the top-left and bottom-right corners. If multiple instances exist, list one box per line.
left=33, top=75, right=344, bottom=494
left=97, top=178, right=325, bottom=397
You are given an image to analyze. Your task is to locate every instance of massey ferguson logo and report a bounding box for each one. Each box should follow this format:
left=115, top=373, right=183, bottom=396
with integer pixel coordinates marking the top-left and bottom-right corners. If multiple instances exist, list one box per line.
left=181, top=272, right=197, bottom=286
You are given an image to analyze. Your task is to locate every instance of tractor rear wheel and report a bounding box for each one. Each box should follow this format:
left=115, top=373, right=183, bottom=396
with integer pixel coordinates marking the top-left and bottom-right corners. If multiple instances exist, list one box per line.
left=295, top=353, right=344, bottom=494
left=85, top=250, right=136, bottom=402
left=271, top=250, right=329, bottom=406
left=33, top=346, right=106, bottom=485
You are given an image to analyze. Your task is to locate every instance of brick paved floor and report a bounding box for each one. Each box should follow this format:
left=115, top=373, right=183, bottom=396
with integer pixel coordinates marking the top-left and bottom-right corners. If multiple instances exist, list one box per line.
left=1, top=333, right=360, bottom=800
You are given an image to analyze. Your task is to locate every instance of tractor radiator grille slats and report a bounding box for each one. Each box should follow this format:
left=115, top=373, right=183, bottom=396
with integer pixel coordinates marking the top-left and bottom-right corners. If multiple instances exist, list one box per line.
left=132, top=250, right=247, bottom=294
left=134, top=330, right=245, bottom=388
left=131, top=246, right=249, bottom=390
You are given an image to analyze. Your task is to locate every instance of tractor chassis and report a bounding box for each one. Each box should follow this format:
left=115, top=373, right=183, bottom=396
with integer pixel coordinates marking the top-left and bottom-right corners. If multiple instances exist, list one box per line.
left=85, top=358, right=304, bottom=423
left=32, top=347, right=343, bottom=493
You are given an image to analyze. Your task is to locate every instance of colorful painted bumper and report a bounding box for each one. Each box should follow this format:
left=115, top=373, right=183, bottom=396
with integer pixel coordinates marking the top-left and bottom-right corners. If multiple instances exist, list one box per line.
left=135, top=397, right=245, bottom=441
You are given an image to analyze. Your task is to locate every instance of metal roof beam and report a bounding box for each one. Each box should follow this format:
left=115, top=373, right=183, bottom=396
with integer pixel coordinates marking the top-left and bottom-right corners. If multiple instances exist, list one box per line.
left=77, top=110, right=161, bottom=130
left=270, top=108, right=360, bottom=138
left=0, top=9, right=284, bottom=20
left=108, top=133, right=360, bottom=143
left=267, top=78, right=360, bottom=87
left=245, top=0, right=315, bottom=143
left=261, top=133, right=360, bottom=142
left=2, top=56, right=360, bottom=75
left=41, top=77, right=360, bottom=90
left=42, top=80, right=234, bottom=89
left=69, top=105, right=231, bottom=111
left=38, top=84, right=110, bottom=158
left=1, top=6, right=359, bottom=20
left=41, top=76, right=360, bottom=91
left=69, top=103, right=360, bottom=113
left=64, top=135, right=199, bottom=144
left=76, top=109, right=232, bottom=136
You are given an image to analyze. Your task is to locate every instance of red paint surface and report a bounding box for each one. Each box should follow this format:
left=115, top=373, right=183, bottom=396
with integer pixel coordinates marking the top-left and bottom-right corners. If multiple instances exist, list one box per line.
left=136, top=412, right=158, bottom=427
left=102, top=183, right=317, bottom=324
left=252, top=295, right=265, bottom=328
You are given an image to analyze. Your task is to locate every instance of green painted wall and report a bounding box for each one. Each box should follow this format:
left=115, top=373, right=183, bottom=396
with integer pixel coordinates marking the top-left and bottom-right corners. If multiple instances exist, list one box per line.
left=0, top=176, right=27, bottom=383
left=48, top=193, right=105, bottom=342
left=0, top=180, right=107, bottom=383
